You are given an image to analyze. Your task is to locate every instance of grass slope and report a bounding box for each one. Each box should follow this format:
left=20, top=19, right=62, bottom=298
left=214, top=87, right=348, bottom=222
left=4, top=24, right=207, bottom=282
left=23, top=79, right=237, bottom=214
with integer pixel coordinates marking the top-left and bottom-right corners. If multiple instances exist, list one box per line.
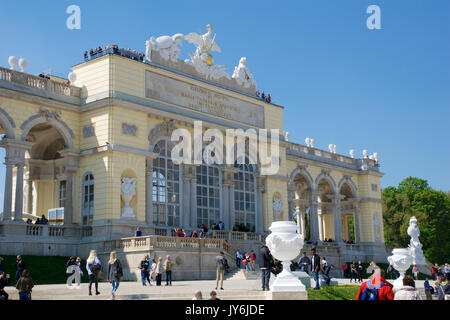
left=0, top=255, right=90, bottom=285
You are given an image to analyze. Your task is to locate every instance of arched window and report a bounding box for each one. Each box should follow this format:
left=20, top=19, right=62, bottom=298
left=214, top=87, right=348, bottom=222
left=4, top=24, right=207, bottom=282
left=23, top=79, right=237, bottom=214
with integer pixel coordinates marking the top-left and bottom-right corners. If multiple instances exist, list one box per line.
left=196, top=164, right=221, bottom=228
left=152, top=139, right=181, bottom=227
left=234, top=158, right=256, bottom=232
left=82, top=173, right=94, bottom=225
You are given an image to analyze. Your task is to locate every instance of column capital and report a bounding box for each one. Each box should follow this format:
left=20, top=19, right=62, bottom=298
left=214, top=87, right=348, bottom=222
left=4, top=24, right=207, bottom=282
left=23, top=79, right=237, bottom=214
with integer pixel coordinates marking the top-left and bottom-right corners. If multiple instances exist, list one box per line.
left=256, top=176, right=266, bottom=193
left=60, top=149, right=80, bottom=173
left=327, top=193, right=345, bottom=202
left=147, top=152, right=159, bottom=161
left=182, top=163, right=200, bottom=179
left=293, top=198, right=308, bottom=208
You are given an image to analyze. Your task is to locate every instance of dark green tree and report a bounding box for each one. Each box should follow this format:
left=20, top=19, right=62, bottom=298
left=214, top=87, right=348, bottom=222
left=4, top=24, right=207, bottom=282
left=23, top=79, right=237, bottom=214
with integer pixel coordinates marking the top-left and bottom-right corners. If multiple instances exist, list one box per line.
left=382, top=177, right=450, bottom=263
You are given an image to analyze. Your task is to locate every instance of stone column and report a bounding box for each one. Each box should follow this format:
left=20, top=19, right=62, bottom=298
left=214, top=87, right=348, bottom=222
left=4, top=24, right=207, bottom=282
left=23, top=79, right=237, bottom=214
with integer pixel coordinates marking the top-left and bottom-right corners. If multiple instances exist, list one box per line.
left=181, top=164, right=198, bottom=229
left=221, top=179, right=230, bottom=230
left=14, top=164, right=25, bottom=222
left=293, top=199, right=302, bottom=235
left=318, top=210, right=324, bottom=240
left=60, top=150, right=80, bottom=226
left=145, top=153, right=158, bottom=227
left=25, top=179, right=33, bottom=214
left=298, top=199, right=308, bottom=236
left=0, top=140, right=33, bottom=223
left=222, top=167, right=238, bottom=231
left=190, top=177, right=197, bottom=228
left=310, top=191, right=321, bottom=241
left=64, top=171, right=74, bottom=225
left=182, top=175, right=191, bottom=228
left=329, top=194, right=344, bottom=243
left=145, top=161, right=153, bottom=226
left=256, top=176, right=265, bottom=233
left=2, top=162, right=14, bottom=221
left=353, top=200, right=361, bottom=244
left=229, top=181, right=236, bottom=232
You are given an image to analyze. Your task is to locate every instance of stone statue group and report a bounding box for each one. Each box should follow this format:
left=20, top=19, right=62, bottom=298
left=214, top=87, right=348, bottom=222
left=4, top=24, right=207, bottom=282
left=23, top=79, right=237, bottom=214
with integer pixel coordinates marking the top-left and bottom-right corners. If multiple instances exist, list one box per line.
left=145, top=24, right=257, bottom=87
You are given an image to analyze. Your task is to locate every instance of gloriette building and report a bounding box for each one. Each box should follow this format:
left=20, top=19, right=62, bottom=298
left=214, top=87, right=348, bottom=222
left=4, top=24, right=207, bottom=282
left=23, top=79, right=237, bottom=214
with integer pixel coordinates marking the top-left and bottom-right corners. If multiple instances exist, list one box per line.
left=0, top=26, right=386, bottom=279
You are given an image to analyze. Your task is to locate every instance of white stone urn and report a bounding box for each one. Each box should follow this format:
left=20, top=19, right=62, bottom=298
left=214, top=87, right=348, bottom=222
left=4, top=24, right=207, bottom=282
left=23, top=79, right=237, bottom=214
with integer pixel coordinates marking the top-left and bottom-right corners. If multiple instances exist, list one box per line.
left=266, top=221, right=306, bottom=293
left=387, top=248, right=414, bottom=291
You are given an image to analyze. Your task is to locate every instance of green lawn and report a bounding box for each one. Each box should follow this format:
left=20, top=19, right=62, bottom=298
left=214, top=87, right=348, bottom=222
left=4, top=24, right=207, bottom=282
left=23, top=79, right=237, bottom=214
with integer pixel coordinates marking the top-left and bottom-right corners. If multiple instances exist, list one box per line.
left=307, top=285, right=360, bottom=300
left=0, top=255, right=90, bottom=285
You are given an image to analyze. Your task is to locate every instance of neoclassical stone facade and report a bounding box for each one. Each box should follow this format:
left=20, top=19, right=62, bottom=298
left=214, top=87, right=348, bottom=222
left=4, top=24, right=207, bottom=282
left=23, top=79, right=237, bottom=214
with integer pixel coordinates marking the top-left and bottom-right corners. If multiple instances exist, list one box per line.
left=0, top=36, right=385, bottom=262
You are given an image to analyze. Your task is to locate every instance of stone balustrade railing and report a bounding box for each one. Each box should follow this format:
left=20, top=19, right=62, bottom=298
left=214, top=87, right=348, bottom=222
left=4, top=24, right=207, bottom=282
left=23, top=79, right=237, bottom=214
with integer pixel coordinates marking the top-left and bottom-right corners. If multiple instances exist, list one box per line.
left=81, top=226, right=93, bottom=237
left=26, top=225, right=65, bottom=237
left=0, top=66, right=81, bottom=98
left=102, top=235, right=237, bottom=258
left=210, top=230, right=266, bottom=242
left=286, top=143, right=379, bottom=169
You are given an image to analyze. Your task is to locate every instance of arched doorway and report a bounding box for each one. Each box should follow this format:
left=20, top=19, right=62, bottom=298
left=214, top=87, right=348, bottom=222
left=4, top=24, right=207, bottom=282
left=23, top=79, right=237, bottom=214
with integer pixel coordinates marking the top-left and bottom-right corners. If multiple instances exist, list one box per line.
left=316, top=178, right=334, bottom=241
left=339, top=182, right=359, bottom=244
left=21, top=118, right=77, bottom=225
left=291, top=173, right=312, bottom=239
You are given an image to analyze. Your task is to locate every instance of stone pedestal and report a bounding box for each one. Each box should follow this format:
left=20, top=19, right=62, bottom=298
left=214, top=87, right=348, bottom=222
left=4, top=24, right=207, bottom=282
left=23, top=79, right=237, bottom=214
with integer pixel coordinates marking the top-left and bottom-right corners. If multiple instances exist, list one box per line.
left=269, top=263, right=307, bottom=296
left=266, top=290, right=308, bottom=300
left=292, top=271, right=312, bottom=288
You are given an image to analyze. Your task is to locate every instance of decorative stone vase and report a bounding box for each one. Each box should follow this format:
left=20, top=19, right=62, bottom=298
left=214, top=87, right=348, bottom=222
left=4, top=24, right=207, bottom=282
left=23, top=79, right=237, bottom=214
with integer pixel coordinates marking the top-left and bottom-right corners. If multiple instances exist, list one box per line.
left=265, top=221, right=306, bottom=295
left=387, top=248, right=414, bottom=291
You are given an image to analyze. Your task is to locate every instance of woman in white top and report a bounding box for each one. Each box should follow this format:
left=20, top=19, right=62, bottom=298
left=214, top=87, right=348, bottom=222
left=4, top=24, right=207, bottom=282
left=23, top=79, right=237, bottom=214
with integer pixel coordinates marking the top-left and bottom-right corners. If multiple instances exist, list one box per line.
left=394, top=275, right=422, bottom=300
left=86, top=250, right=101, bottom=296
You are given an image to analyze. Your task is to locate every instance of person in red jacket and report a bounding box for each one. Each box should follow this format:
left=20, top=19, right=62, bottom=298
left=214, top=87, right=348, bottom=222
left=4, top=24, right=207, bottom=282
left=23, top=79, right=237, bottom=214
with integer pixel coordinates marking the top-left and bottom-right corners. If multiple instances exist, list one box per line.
left=355, top=269, right=394, bottom=300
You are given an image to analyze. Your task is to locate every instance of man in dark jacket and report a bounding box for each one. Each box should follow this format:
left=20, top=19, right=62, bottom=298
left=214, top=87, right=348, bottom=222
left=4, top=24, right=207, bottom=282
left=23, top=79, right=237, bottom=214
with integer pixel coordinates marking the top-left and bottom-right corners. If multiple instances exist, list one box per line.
left=15, top=255, right=26, bottom=284
left=321, top=264, right=335, bottom=286
left=259, top=245, right=273, bottom=291
left=310, top=248, right=321, bottom=289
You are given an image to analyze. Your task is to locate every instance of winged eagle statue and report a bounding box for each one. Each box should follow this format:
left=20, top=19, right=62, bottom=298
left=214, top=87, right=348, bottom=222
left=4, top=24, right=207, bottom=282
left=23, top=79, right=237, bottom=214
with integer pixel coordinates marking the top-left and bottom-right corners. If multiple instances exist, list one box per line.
left=184, top=24, right=230, bottom=80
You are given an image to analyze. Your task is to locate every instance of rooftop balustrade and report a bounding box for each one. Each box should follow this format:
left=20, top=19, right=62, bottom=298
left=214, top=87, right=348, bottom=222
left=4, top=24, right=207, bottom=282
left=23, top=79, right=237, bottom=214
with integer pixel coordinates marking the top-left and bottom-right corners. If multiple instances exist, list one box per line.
left=0, top=66, right=81, bottom=101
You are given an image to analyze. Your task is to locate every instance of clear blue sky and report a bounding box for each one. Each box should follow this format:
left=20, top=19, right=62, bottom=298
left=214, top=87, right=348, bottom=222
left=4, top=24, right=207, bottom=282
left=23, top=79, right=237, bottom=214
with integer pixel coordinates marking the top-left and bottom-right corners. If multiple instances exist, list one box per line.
left=0, top=0, right=449, bottom=210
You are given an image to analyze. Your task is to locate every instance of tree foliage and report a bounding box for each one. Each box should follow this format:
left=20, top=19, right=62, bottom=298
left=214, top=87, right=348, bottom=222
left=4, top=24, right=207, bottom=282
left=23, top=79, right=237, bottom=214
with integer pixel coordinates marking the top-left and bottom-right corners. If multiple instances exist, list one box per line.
left=382, top=177, right=450, bottom=264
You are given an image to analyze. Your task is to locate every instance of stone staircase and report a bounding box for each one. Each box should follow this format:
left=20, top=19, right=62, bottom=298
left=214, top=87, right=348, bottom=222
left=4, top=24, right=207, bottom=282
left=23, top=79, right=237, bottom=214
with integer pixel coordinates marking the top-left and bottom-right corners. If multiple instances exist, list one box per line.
left=226, top=269, right=260, bottom=280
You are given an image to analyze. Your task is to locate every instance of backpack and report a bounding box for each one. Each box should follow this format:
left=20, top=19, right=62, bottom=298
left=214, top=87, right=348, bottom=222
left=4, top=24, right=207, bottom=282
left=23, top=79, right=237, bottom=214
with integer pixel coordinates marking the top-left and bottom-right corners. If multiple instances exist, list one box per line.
left=115, top=260, right=123, bottom=278
left=360, top=280, right=389, bottom=300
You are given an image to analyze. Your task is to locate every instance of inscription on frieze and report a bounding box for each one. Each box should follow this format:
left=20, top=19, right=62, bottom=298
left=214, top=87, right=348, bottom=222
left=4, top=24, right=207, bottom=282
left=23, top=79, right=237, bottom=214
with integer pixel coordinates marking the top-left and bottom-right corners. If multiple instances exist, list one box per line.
left=145, top=71, right=264, bottom=127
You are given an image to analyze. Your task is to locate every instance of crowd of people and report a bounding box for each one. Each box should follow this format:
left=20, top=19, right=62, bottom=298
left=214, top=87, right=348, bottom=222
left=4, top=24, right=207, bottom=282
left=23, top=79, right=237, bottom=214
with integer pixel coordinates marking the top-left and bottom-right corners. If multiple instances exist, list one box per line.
left=1, top=249, right=450, bottom=300
left=84, top=45, right=145, bottom=63
left=138, top=254, right=173, bottom=289
left=255, top=90, right=271, bottom=103
left=25, top=214, right=49, bottom=225
left=235, top=249, right=257, bottom=272
left=0, top=255, right=33, bottom=300
left=38, top=72, right=51, bottom=79
left=135, top=222, right=228, bottom=240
